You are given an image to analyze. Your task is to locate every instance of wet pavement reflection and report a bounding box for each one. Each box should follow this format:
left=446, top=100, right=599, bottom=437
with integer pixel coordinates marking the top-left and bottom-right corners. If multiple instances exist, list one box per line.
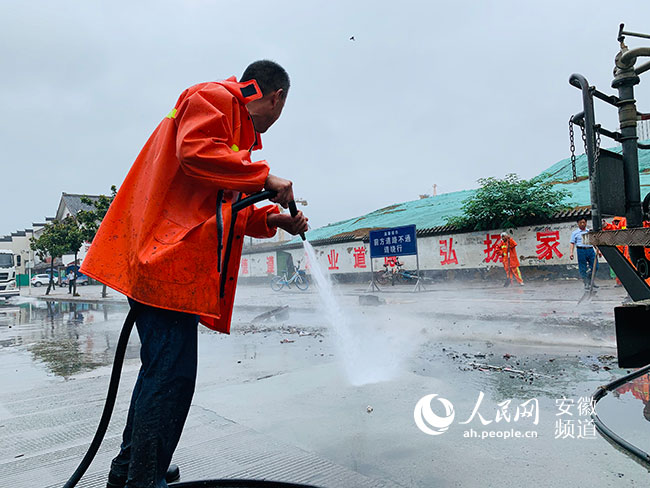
left=2, top=283, right=650, bottom=485
left=596, top=372, right=650, bottom=458
left=0, top=298, right=136, bottom=378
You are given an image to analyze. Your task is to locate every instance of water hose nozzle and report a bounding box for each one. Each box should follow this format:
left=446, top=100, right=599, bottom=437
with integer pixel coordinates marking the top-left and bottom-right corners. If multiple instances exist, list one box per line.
left=288, top=200, right=307, bottom=241
left=231, top=190, right=306, bottom=241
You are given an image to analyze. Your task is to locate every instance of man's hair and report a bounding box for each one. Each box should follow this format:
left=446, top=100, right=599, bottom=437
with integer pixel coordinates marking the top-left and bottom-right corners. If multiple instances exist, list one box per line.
left=577, top=217, right=587, bottom=223
left=241, top=60, right=290, bottom=97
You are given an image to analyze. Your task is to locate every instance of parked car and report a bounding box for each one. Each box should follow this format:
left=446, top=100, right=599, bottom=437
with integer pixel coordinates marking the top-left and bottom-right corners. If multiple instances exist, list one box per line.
left=61, top=274, right=89, bottom=286
left=31, top=274, right=53, bottom=287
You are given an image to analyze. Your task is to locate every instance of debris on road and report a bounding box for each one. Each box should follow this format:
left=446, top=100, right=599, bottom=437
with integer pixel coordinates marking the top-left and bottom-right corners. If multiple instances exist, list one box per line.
left=238, top=324, right=325, bottom=337
left=359, top=295, right=384, bottom=306
left=468, top=362, right=553, bottom=379
left=252, top=305, right=290, bottom=322
left=598, top=354, right=616, bottom=362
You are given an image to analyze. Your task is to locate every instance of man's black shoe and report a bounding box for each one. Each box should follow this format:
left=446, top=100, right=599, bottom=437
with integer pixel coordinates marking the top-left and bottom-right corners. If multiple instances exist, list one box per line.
left=503, top=279, right=510, bottom=287
left=106, top=464, right=180, bottom=488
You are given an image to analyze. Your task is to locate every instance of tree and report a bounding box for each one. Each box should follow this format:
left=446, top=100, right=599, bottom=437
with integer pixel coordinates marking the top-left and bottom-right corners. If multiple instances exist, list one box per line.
left=77, top=186, right=117, bottom=298
left=30, top=217, right=84, bottom=295
left=77, top=186, right=117, bottom=241
left=445, top=173, right=571, bottom=231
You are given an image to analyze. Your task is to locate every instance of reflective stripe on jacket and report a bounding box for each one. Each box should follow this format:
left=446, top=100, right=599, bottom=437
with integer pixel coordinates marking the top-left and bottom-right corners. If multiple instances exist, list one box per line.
left=81, top=77, right=279, bottom=333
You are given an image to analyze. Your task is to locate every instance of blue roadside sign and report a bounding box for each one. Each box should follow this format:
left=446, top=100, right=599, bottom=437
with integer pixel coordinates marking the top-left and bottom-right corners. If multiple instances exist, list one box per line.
left=369, top=225, right=417, bottom=258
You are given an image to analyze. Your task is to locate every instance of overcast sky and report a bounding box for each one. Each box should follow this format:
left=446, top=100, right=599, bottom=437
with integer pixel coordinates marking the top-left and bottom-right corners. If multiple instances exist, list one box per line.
left=2, top=0, right=650, bottom=235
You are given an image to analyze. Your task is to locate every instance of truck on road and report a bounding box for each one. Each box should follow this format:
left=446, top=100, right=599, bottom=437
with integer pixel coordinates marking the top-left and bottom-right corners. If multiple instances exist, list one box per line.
left=0, top=249, right=19, bottom=299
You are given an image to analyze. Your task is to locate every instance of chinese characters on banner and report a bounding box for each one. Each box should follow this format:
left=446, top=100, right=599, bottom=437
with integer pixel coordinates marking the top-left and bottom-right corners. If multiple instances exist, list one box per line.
left=554, top=397, right=596, bottom=439
left=536, top=230, right=563, bottom=260
left=353, top=247, right=367, bottom=268
left=328, top=249, right=339, bottom=270
left=483, top=233, right=502, bottom=263
left=439, top=238, right=458, bottom=265
left=384, top=256, right=399, bottom=267
left=368, top=225, right=417, bottom=258
left=372, top=233, right=410, bottom=255
left=243, top=226, right=571, bottom=277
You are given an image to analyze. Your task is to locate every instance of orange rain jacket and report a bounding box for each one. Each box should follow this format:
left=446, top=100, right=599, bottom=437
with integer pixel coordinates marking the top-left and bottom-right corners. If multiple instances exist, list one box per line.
left=500, top=238, right=520, bottom=269
left=81, top=77, right=280, bottom=333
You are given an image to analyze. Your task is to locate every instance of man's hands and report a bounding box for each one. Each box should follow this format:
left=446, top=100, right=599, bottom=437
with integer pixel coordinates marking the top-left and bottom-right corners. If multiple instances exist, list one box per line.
left=268, top=211, right=309, bottom=236
left=265, top=173, right=294, bottom=208
left=264, top=173, right=307, bottom=235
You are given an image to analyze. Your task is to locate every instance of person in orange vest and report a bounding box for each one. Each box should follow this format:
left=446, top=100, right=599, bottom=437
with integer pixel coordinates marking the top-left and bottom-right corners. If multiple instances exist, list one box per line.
left=603, top=217, right=628, bottom=286
left=500, top=232, right=524, bottom=286
left=81, top=60, right=308, bottom=488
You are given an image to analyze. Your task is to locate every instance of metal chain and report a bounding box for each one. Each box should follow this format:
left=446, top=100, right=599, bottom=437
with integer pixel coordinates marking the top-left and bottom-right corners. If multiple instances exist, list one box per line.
left=569, top=118, right=577, bottom=182
left=594, top=126, right=601, bottom=166
left=569, top=118, right=600, bottom=180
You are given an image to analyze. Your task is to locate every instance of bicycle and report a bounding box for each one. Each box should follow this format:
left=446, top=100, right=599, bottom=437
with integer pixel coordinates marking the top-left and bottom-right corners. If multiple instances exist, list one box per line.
left=376, top=259, right=422, bottom=286
left=375, top=259, right=404, bottom=286
left=395, top=267, right=419, bottom=283
left=270, top=261, right=309, bottom=291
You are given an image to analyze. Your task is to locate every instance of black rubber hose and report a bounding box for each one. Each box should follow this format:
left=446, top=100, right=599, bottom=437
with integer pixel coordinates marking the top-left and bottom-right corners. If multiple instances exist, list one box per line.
left=231, top=190, right=278, bottom=213
left=172, top=481, right=320, bottom=487
left=231, top=190, right=305, bottom=241
left=591, top=364, right=650, bottom=466
left=63, top=307, right=138, bottom=488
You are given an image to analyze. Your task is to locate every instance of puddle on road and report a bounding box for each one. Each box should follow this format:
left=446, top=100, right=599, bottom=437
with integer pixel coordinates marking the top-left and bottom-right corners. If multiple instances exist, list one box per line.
left=0, top=299, right=135, bottom=379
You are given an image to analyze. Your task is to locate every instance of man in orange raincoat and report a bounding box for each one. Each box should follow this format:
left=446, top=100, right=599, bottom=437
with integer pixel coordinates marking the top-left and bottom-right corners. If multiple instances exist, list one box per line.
left=81, top=60, right=308, bottom=488
left=500, top=232, right=524, bottom=287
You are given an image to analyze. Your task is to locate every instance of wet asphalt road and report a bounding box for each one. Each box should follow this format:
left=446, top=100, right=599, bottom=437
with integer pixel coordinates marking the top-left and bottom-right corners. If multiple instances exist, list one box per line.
left=1, top=280, right=649, bottom=487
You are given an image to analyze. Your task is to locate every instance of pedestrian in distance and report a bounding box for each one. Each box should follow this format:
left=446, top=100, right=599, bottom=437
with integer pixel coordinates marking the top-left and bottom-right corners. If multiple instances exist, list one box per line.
left=80, top=60, right=309, bottom=488
left=569, top=217, right=600, bottom=290
left=67, top=270, right=75, bottom=294
left=500, top=232, right=524, bottom=287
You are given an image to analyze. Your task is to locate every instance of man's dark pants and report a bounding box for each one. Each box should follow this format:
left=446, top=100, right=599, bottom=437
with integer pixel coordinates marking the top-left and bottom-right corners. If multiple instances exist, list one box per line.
left=577, top=247, right=597, bottom=285
left=109, top=298, right=199, bottom=488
